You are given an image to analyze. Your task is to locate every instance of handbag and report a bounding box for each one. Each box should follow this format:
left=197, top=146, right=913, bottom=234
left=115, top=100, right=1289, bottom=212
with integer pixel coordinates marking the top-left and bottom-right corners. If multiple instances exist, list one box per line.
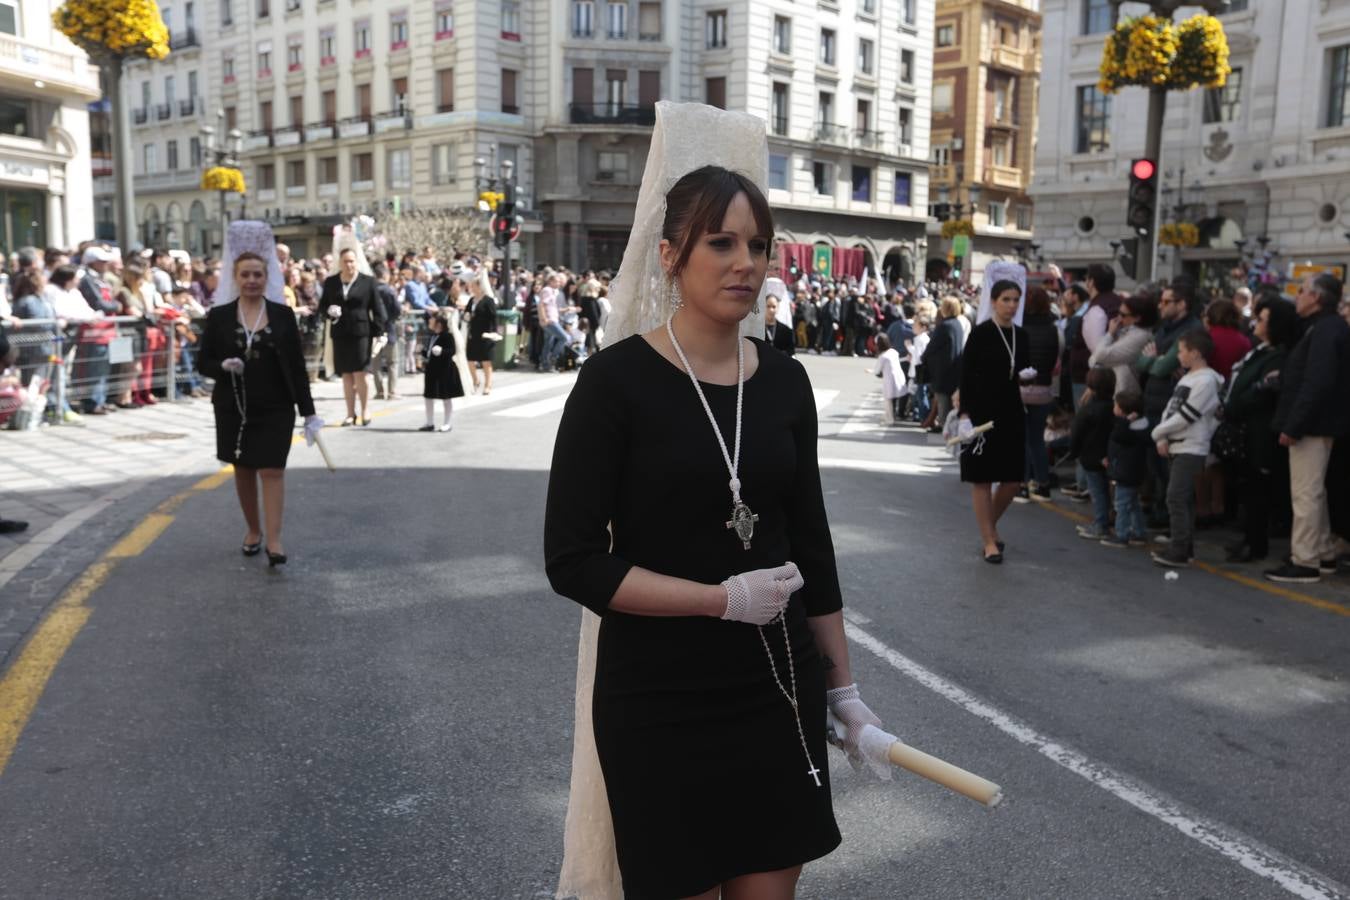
left=1211, top=415, right=1246, bottom=463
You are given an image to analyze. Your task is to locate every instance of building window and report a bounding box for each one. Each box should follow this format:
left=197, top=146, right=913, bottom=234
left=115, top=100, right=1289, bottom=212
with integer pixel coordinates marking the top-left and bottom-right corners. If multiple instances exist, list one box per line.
left=817, top=90, right=833, bottom=126
left=936, top=23, right=954, bottom=47
left=988, top=201, right=1006, bottom=227
left=638, top=2, right=660, bottom=40
left=259, top=100, right=273, bottom=131
left=607, top=68, right=626, bottom=114
left=993, top=77, right=1011, bottom=122
left=319, top=29, right=335, bottom=65
left=858, top=38, right=873, bottom=75
left=855, top=98, right=870, bottom=134
left=287, top=36, right=302, bottom=71
left=257, top=0, right=269, bottom=18
left=1075, top=84, right=1110, bottom=153
left=638, top=69, right=660, bottom=106
left=390, top=10, right=408, bottom=50
left=432, top=143, right=456, bottom=184
left=258, top=162, right=275, bottom=189
left=501, top=68, right=519, bottom=113
left=705, top=76, right=725, bottom=109
left=286, top=158, right=305, bottom=190
left=322, top=89, right=336, bottom=123
left=991, top=135, right=1010, bottom=166
left=597, top=150, right=629, bottom=180
left=898, top=107, right=913, bottom=146
left=1203, top=67, right=1241, bottom=123
left=932, top=143, right=950, bottom=166
left=768, top=153, right=788, bottom=191
left=812, top=161, right=832, bottom=196
left=902, top=0, right=915, bottom=26
left=1016, top=204, right=1033, bottom=231
left=353, top=152, right=373, bottom=182
left=606, top=1, right=625, bottom=39
left=706, top=10, right=726, bottom=49
left=189, top=137, right=201, bottom=167
left=387, top=148, right=411, bottom=188
left=319, top=156, right=338, bottom=184
left=166, top=140, right=178, bottom=170
left=1328, top=47, right=1350, bottom=128
left=893, top=171, right=912, bottom=206
left=771, top=82, right=789, bottom=135
left=773, top=16, right=790, bottom=55
left=933, top=82, right=953, bottom=114
left=222, top=53, right=235, bottom=82
left=356, top=83, right=371, bottom=118
left=860, top=0, right=874, bottom=14
left=1082, top=0, right=1111, bottom=35
left=224, top=106, right=237, bottom=130
left=392, top=76, right=408, bottom=113
left=501, top=0, right=520, bottom=39
left=289, top=94, right=303, bottom=125
left=819, top=28, right=835, bottom=66
left=221, top=0, right=232, bottom=27
left=851, top=165, right=871, bottom=202
left=354, top=20, right=371, bottom=56
left=901, top=49, right=914, bottom=84
left=573, top=0, right=594, bottom=37
left=435, top=2, right=454, bottom=38
left=257, top=42, right=272, bottom=77
left=437, top=68, right=454, bottom=112
left=1225, top=0, right=1247, bottom=10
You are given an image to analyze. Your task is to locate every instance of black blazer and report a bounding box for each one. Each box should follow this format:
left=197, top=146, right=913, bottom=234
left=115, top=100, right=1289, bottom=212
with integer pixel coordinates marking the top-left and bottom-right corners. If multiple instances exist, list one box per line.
left=764, top=320, right=795, bottom=355
left=197, top=300, right=316, bottom=417
left=319, top=273, right=386, bottom=340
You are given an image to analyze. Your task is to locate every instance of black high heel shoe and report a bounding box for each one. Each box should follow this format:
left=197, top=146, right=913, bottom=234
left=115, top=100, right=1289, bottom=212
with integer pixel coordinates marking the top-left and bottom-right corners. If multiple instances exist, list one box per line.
left=242, top=540, right=262, bottom=557
left=267, top=549, right=288, bottom=567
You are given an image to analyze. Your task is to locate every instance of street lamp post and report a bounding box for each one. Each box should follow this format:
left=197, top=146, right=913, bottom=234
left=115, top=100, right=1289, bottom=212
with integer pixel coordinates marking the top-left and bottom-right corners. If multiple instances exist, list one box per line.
left=934, top=179, right=981, bottom=281
left=475, top=153, right=519, bottom=365
left=201, top=111, right=243, bottom=255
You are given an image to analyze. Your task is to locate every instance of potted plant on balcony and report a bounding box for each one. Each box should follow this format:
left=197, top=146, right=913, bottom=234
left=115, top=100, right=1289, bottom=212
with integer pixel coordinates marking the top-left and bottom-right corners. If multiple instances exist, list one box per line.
left=53, top=0, right=169, bottom=248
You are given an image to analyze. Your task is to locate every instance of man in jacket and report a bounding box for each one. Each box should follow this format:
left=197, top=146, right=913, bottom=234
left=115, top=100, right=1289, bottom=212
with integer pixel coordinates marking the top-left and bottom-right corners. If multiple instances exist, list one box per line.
left=75, top=246, right=120, bottom=414
left=370, top=263, right=404, bottom=400
left=1137, top=281, right=1203, bottom=525
left=1265, top=273, right=1350, bottom=583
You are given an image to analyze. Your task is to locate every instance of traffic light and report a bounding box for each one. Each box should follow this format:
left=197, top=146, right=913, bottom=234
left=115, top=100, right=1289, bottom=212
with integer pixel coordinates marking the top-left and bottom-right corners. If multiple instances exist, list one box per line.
left=1118, top=237, right=1139, bottom=280
left=492, top=215, right=513, bottom=249
left=1127, top=158, right=1158, bottom=239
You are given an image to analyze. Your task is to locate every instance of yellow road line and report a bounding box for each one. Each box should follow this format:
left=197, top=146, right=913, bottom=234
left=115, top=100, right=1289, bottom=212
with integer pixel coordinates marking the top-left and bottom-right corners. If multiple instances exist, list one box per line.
left=103, top=514, right=176, bottom=559
left=1034, top=496, right=1350, bottom=617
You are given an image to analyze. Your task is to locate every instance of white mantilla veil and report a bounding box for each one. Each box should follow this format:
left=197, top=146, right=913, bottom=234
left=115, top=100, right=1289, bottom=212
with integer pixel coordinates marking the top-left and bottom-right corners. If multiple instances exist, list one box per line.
left=557, top=100, right=769, bottom=900
left=216, top=220, right=287, bottom=304
left=976, top=261, right=1028, bottom=327
left=332, top=227, right=374, bottom=277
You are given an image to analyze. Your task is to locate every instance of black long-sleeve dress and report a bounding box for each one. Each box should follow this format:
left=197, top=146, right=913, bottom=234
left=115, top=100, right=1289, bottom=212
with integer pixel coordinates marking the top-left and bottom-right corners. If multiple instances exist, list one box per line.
left=465, top=295, right=498, bottom=363
left=422, top=330, right=464, bottom=399
left=545, top=335, right=842, bottom=899
left=198, top=300, right=315, bottom=468
left=958, top=318, right=1029, bottom=484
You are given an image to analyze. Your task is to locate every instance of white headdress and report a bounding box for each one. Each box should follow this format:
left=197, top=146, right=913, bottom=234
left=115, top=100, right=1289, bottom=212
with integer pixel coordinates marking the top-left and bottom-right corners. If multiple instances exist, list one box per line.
left=215, top=220, right=287, bottom=304
left=332, top=227, right=374, bottom=277
left=557, top=100, right=771, bottom=900
left=976, top=261, right=1028, bottom=327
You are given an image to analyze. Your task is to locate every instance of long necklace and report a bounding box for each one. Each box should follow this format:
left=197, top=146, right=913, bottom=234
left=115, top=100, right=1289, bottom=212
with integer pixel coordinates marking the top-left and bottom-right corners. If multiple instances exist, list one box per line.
left=665, top=317, right=820, bottom=788
left=231, top=300, right=267, bottom=461
left=993, top=319, right=1016, bottom=380
left=665, top=317, right=759, bottom=550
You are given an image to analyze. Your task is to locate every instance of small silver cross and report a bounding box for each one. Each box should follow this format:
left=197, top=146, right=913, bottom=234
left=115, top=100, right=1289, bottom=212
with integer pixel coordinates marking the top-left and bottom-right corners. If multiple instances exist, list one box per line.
left=807, top=765, right=821, bottom=787
left=726, top=501, right=760, bottom=550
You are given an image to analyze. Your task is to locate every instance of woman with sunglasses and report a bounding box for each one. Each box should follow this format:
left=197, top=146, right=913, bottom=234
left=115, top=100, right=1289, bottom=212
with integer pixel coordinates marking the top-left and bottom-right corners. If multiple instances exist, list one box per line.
left=1089, top=293, right=1158, bottom=397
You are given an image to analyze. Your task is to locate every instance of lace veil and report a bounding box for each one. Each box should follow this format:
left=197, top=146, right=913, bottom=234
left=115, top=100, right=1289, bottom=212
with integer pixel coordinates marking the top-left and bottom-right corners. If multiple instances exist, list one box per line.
left=557, top=100, right=769, bottom=900
left=975, top=261, right=1028, bottom=327
left=215, top=220, right=287, bottom=304
left=332, top=228, right=375, bottom=277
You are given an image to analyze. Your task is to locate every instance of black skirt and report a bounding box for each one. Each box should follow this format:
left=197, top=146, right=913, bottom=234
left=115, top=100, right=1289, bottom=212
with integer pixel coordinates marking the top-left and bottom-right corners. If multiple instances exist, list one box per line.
left=332, top=336, right=370, bottom=375
left=214, top=403, right=295, bottom=468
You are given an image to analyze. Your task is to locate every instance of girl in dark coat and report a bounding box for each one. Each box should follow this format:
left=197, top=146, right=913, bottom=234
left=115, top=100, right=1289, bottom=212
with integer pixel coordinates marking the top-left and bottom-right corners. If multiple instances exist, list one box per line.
left=420, top=311, right=464, bottom=432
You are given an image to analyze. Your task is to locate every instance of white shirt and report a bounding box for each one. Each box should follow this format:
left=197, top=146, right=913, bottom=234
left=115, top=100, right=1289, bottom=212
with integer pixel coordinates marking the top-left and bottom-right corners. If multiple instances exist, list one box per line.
left=44, top=284, right=96, bottom=321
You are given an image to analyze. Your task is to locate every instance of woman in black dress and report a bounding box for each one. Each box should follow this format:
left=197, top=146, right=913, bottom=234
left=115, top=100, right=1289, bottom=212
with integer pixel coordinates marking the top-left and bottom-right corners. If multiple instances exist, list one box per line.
left=198, top=251, right=319, bottom=567
left=958, top=279, right=1032, bottom=563
left=546, top=165, right=888, bottom=899
left=764, top=295, right=795, bottom=355
left=319, top=247, right=385, bottom=426
left=464, top=272, right=497, bottom=394
left=419, top=310, right=464, bottom=432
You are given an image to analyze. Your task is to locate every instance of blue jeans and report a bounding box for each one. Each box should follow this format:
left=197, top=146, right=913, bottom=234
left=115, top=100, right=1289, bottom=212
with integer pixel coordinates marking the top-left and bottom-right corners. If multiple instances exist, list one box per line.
left=910, top=384, right=930, bottom=422
left=81, top=342, right=110, bottom=410
left=177, top=345, right=202, bottom=393
left=541, top=321, right=569, bottom=368
left=1023, top=402, right=1052, bottom=487
left=1113, top=484, right=1146, bottom=540
left=1083, top=469, right=1111, bottom=532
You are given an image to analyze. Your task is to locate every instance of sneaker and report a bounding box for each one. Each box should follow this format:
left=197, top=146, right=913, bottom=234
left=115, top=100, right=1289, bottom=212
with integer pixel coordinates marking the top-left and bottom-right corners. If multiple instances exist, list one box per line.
left=1030, top=485, right=1052, bottom=502
left=418, top=424, right=435, bottom=432
left=1012, top=487, right=1031, bottom=504
left=1264, top=563, right=1320, bottom=584
left=1319, top=559, right=1337, bottom=575
left=1100, top=535, right=1130, bottom=548
left=1151, top=549, right=1192, bottom=567
left=1077, top=525, right=1107, bottom=540
left=1153, top=533, right=1171, bottom=545
left=437, top=423, right=453, bottom=433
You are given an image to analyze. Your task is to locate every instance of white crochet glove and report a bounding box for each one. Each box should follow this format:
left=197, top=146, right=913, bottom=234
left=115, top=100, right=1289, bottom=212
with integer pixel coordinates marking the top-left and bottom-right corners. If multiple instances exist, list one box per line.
left=327, top=304, right=342, bottom=320
left=221, top=357, right=245, bottom=374
left=430, top=344, right=443, bottom=357
left=957, top=417, right=974, bottom=440
left=719, top=562, right=804, bottom=625
left=1018, top=367, right=1037, bottom=381
left=371, top=335, right=388, bottom=357
left=303, top=415, right=324, bottom=447
left=827, top=683, right=889, bottom=778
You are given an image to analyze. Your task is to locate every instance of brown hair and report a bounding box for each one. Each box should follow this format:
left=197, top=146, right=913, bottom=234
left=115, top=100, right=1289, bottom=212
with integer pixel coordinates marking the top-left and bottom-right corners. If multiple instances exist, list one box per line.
left=1204, top=298, right=1241, bottom=330
left=662, top=166, right=774, bottom=278
left=1086, top=366, right=1116, bottom=396
left=1024, top=286, right=1052, bottom=316
left=233, top=251, right=266, bottom=275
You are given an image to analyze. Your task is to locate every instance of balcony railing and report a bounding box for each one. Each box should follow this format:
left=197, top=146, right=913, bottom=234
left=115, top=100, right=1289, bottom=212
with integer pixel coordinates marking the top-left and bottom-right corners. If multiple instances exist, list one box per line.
left=770, top=116, right=788, bottom=136
left=638, top=31, right=661, bottom=41
left=337, top=116, right=372, bottom=138
left=156, top=103, right=172, bottom=121
left=243, top=130, right=273, bottom=151
left=812, top=122, right=850, bottom=144
left=273, top=125, right=302, bottom=147
left=569, top=103, right=655, bottom=126
left=853, top=129, right=886, bottom=150
left=501, top=104, right=521, bottom=115
left=572, top=27, right=593, bottom=38
left=607, top=28, right=626, bottom=39
left=988, top=164, right=1023, bottom=189
left=304, top=121, right=336, bottom=142
left=179, top=98, right=197, bottom=116
left=170, top=27, right=200, bottom=50
left=373, top=110, right=411, bottom=133
left=133, top=107, right=149, bottom=125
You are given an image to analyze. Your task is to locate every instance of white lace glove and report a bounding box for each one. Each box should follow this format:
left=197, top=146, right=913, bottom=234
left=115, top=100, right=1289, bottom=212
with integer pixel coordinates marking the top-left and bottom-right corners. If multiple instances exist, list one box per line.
left=957, top=417, right=974, bottom=441
left=221, top=357, right=245, bottom=374
left=827, top=683, right=891, bottom=779
left=371, top=335, right=388, bottom=357
left=327, top=304, right=342, bottom=320
left=719, top=563, right=804, bottom=625
left=303, top=415, right=324, bottom=447
left=1018, top=367, right=1037, bottom=381
left=430, top=344, right=443, bottom=357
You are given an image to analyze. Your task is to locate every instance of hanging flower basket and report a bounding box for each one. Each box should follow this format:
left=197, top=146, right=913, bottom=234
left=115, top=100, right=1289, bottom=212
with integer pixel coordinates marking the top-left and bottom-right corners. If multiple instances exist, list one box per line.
left=941, top=219, right=974, bottom=240
left=1098, top=14, right=1229, bottom=95
left=201, top=166, right=246, bottom=193
left=52, top=0, right=170, bottom=62
left=1159, top=222, right=1199, bottom=248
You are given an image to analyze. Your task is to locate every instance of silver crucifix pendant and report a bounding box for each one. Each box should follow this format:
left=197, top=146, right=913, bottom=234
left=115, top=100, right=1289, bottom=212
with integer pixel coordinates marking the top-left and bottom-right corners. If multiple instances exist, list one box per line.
left=726, top=501, right=760, bottom=550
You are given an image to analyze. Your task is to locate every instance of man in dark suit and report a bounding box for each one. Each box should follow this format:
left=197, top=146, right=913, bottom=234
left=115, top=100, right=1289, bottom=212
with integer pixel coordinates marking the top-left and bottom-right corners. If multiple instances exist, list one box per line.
left=319, top=247, right=386, bottom=425
left=763, top=296, right=794, bottom=356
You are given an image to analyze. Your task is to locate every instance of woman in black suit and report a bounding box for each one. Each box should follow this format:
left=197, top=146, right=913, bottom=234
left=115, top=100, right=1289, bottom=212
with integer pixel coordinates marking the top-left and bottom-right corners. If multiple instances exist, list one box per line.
left=763, top=295, right=795, bottom=355
left=320, top=247, right=386, bottom=425
left=198, top=251, right=320, bottom=567
left=464, top=272, right=498, bottom=394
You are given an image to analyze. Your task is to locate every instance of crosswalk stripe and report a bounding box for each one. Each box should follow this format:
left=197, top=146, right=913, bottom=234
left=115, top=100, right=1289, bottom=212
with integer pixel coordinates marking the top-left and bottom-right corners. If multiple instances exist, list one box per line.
left=813, top=389, right=838, bottom=413
left=492, top=392, right=572, bottom=418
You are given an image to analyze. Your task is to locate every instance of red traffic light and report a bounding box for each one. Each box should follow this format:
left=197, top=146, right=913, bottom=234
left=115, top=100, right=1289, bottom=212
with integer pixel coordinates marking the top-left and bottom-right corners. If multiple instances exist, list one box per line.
left=1131, top=159, right=1156, bottom=181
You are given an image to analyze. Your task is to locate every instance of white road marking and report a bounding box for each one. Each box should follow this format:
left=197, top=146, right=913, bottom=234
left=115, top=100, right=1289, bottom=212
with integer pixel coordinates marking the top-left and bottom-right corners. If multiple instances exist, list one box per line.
left=841, top=614, right=1350, bottom=900
left=493, top=392, right=572, bottom=418
left=813, top=389, right=839, bottom=413
left=838, top=391, right=885, bottom=435
left=819, top=457, right=942, bottom=476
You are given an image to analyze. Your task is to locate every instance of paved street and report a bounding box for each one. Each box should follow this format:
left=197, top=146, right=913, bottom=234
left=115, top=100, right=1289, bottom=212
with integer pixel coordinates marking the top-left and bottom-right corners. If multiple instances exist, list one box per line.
left=0, top=352, right=1348, bottom=899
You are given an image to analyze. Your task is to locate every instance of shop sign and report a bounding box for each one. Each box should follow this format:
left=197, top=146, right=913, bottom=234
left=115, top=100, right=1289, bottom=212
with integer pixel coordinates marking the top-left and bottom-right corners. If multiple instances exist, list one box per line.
left=0, top=159, right=49, bottom=187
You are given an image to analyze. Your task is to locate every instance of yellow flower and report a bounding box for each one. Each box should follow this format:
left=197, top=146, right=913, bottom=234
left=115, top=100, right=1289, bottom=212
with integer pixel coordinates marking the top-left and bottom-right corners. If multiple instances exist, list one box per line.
left=52, top=0, right=170, bottom=61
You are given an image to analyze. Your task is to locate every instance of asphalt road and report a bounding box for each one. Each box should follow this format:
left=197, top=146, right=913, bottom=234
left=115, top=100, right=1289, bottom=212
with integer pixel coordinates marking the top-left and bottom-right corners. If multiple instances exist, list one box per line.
left=0, top=352, right=1347, bottom=900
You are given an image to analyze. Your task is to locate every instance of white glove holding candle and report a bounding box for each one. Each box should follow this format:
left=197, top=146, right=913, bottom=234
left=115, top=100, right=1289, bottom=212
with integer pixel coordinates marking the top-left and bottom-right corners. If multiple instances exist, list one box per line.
left=326, top=305, right=342, bottom=320
left=371, top=335, right=387, bottom=357
left=1018, top=367, right=1037, bottom=382
left=221, top=357, right=245, bottom=374
left=430, top=344, right=443, bottom=357
left=958, top=417, right=974, bottom=441
left=303, top=415, right=324, bottom=447
left=720, top=563, right=804, bottom=625
left=827, top=683, right=890, bottom=779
